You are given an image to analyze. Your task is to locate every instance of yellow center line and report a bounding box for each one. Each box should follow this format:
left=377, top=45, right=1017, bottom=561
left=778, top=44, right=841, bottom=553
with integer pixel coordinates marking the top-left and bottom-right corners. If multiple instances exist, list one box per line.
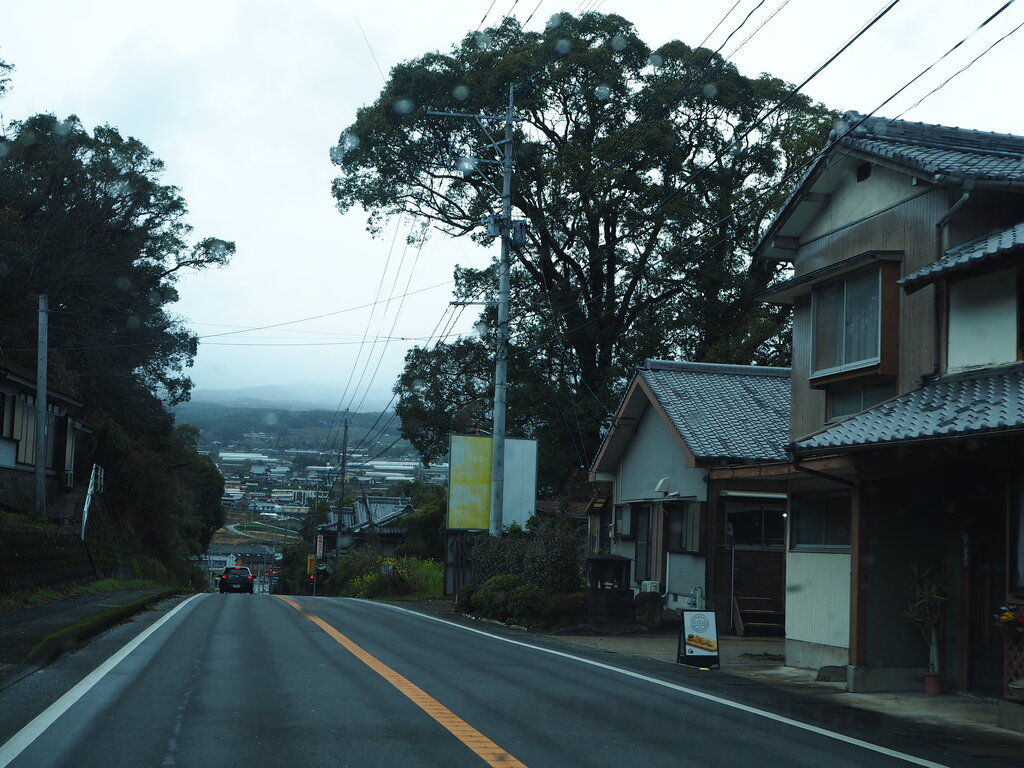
left=275, top=596, right=527, bottom=767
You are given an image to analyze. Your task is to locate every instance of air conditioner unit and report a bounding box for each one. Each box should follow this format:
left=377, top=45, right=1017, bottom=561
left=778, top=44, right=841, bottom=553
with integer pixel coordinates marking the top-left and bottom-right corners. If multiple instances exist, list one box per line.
left=641, top=580, right=661, bottom=593
left=60, top=470, right=74, bottom=489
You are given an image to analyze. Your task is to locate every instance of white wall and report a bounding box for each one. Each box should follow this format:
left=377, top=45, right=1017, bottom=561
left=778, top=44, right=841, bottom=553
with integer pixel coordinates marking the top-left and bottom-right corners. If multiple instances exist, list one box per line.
left=786, top=551, right=851, bottom=651
left=947, top=267, right=1017, bottom=372
left=616, top=404, right=707, bottom=503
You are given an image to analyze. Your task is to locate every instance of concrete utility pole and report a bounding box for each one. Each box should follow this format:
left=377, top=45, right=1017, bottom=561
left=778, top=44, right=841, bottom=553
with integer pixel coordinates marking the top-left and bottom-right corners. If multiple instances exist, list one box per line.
left=335, top=419, right=348, bottom=557
left=34, top=295, right=48, bottom=518
left=428, top=84, right=518, bottom=537
left=489, top=86, right=514, bottom=538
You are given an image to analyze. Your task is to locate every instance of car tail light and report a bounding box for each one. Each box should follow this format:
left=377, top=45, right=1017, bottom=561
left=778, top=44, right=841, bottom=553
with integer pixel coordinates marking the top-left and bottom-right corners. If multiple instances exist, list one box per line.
left=220, top=574, right=227, bottom=580
left=247, top=575, right=253, bottom=580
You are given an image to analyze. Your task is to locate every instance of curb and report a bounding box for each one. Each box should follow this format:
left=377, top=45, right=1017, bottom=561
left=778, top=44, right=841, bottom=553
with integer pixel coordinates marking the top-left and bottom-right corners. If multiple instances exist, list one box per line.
left=0, top=588, right=181, bottom=693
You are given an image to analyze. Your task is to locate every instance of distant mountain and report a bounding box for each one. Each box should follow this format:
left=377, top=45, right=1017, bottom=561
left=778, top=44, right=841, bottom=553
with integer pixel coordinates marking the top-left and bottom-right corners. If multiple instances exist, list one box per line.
left=172, top=397, right=405, bottom=453
left=189, top=384, right=359, bottom=411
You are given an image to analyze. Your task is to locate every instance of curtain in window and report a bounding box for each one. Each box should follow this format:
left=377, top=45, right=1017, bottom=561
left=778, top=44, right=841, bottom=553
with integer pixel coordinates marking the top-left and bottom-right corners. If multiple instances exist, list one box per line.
left=844, top=270, right=880, bottom=365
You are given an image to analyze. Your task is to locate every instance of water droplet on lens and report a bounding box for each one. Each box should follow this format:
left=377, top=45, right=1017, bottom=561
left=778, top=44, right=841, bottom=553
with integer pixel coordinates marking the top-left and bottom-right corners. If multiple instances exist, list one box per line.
left=595, top=84, right=611, bottom=100
left=649, top=53, right=664, bottom=67
left=394, top=98, right=415, bottom=115
left=555, top=38, right=571, bottom=55
left=703, top=83, right=718, bottom=99
left=610, top=35, right=627, bottom=52
left=547, top=13, right=562, bottom=29
left=475, top=32, right=492, bottom=50
left=453, top=85, right=469, bottom=101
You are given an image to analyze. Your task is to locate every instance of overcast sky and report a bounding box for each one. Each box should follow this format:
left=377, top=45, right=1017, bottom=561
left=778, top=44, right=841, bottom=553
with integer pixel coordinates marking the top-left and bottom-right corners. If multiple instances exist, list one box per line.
left=2, top=1, right=1021, bottom=410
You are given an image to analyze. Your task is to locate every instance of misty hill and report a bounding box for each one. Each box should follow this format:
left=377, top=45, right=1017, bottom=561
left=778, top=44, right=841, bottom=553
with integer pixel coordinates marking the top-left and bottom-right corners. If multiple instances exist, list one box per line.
left=172, top=399, right=408, bottom=456
left=188, top=384, right=360, bottom=410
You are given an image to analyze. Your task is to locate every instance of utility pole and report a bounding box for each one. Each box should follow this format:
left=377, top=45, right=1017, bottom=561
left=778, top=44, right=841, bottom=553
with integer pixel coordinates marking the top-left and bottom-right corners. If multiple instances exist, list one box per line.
left=488, top=86, right=514, bottom=538
left=428, top=84, right=519, bottom=537
left=34, top=295, right=48, bottom=518
left=335, top=419, right=348, bottom=557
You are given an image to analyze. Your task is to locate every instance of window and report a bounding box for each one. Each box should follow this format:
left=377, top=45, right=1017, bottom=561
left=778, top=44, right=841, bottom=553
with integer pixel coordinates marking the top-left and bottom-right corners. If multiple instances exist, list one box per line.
left=790, top=493, right=851, bottom=551
left=725, top=500, right=785, bottom=548
left=812, top=269, right=881, bottom=376
left=666, top=501, right=703, bottom=553
left=614, top=504, right=633, bottom=538
left=634, top=504, right=652, bottom=582
left=826, top=379, right=897, bottom=421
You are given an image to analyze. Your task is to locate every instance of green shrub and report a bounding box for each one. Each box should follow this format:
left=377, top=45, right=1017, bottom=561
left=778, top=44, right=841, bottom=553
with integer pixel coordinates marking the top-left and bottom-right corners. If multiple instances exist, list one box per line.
left=469, top=531, right=584, bottom=596
left=456, top=581, right=478, bottom=614
left=507, top=583, right=546, bottom=626
left=342, top=556, right=443, bottom=599
left=522, top=534, right=584, bottom=594
left=473, top=574, right=522, bottom=620
left=542, top=591, right=587, bottom=629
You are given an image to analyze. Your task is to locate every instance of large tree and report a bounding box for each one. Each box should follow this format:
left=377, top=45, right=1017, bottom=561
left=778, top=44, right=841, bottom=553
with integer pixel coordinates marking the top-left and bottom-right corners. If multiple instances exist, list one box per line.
left=0, top=107, right=231, bottom=564
left=331, top=12, right=834, bottom=486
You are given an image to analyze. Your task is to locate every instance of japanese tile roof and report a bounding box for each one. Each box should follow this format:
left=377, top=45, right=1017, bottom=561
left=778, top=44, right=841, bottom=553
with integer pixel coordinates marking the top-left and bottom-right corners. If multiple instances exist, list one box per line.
left=638, top=360, right=791, bottom=463
left=753, top=112, right=1024, bottom=263
left=835, top=112, right=1024, bottom=182
left=899, top=221, right=1024, bottom=292
left=351, top=497, right=413, bottom=531
left=793, top=363, right=1024, bottom=455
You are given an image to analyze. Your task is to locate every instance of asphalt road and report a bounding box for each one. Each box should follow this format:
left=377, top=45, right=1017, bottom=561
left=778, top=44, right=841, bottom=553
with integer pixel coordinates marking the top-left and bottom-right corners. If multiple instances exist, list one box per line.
left=0, top=594, right=986, bottom=768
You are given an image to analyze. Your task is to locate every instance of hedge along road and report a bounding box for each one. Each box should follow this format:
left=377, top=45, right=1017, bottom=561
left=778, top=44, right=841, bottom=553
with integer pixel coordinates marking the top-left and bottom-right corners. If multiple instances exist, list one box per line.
left=0, top=594, right=965, bottom=768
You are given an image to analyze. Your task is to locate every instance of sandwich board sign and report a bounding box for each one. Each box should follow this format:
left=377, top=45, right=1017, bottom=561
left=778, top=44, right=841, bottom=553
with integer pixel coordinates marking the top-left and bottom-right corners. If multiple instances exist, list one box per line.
left=677, top=610, right=720, bottom=668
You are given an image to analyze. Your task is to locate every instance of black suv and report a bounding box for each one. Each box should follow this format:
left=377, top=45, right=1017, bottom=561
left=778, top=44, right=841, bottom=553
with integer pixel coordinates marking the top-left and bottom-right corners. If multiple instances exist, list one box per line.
left=219, top=566, right=254, bottom=594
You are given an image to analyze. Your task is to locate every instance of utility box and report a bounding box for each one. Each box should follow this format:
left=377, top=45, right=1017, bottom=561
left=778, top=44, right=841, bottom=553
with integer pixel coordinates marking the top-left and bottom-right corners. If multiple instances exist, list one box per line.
left=585, top=555, right=634, bottom=625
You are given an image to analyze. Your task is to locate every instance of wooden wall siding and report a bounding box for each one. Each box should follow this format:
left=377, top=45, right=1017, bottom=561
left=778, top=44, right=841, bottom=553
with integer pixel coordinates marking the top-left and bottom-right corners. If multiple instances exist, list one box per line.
left=785, top=551, right=852, bottom=649
left=616, top=403, right=707, bottom=503
left=790, top=190, right=952, bottom=438
left=791, top=296, right=825, bottom=440
left=949, top=190, right=1024, bottom=248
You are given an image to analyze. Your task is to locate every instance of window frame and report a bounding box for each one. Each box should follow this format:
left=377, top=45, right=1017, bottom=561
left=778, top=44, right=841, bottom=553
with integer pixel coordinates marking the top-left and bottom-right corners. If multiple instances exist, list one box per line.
left=809, top=261, right=900, bottom=388
left=789, top=492, right=852, bottom=552
left=812, top=267, right=882, bottom=377
left=665, top=501, right=704, bottom=555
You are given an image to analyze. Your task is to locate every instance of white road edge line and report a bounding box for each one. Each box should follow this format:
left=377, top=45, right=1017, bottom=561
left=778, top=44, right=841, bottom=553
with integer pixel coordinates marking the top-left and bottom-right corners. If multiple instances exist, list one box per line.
left=0, top=593, right=205, bottom=768
left=371, top=601, right=950, bottom=768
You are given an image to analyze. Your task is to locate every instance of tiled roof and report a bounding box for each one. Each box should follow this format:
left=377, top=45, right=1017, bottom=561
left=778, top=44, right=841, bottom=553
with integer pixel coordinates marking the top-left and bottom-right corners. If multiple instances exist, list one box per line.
left=639, top=360, right=791, bottom=462
left=900, top=221, right=1024, bottom=292
left=836, top=112, right=1024, bottom=182
left=793, top=363, right=1024, bottom=455
left=352, top=497, right=412, bottom=530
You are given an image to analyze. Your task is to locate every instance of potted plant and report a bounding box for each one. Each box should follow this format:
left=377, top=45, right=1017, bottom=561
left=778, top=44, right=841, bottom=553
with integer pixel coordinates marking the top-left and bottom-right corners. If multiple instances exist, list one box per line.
left=994, top=604, right=1024, bottom=639
left=906, top=566, right=947, bottom=695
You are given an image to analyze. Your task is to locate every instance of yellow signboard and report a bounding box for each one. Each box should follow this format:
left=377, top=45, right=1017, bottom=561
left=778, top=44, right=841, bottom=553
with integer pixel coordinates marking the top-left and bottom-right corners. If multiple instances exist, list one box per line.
left=306, top=554, right=316, bottom=575
left=446, top=434, right=538, bottom=531
left=447, top=435, right=493, bottom=530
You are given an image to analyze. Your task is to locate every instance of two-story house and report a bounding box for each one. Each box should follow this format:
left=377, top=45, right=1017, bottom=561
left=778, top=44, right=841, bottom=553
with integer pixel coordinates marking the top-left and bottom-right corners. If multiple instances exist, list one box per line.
left=749, top=112, right=1024, bottom=720
left=588, top=360, right=790, bottom=630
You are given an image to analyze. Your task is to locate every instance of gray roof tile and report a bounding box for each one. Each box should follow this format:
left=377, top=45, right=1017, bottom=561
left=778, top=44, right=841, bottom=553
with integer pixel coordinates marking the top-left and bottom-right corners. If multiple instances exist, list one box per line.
left=639, top=360, right=791, bottom=462
left=837, top=113, right=1024, bottom=182
left=900, top=221, right=1024, bottom=292
left=793, top=363, right=1024, bottom=454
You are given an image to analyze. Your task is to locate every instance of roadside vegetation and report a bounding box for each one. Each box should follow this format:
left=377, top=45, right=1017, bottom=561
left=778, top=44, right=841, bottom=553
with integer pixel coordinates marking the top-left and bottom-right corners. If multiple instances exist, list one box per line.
left=0, top=578, right=171, bottom=612
left=0, top=57, right=228, bottom=581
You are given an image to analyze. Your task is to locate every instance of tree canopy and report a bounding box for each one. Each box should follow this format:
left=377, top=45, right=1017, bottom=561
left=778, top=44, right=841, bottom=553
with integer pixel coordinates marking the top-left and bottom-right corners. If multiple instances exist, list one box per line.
left=332, top=12, right=835, bottom=491
left=0, top=89, right=231, bottom=562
